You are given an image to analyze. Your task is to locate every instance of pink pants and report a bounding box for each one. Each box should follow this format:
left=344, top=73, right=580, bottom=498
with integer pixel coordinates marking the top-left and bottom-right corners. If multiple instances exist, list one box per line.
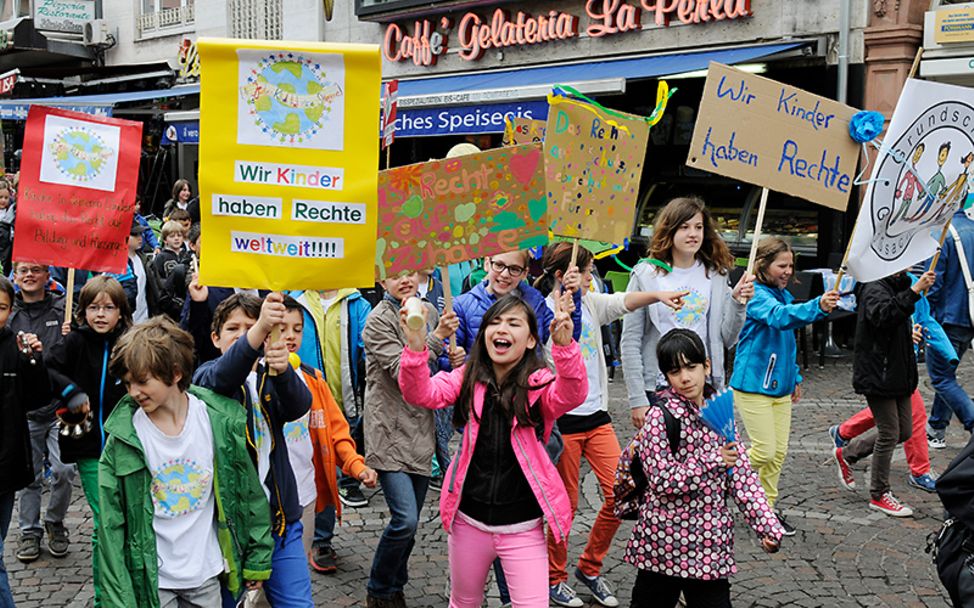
left=448, top=515, right=548, bottom=608
left=839, top=389, right=930, bottom=477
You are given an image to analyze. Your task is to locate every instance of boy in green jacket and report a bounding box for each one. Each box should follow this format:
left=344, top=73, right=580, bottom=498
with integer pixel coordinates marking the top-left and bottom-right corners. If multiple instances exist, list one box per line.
left=97, top=317, right=272, bottom=607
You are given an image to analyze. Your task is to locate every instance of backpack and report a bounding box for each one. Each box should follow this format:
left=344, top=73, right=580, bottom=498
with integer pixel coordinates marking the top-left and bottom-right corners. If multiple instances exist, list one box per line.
left=927, top=517, right=974, bottom=607
left=613, top=392, right=681, bottom=521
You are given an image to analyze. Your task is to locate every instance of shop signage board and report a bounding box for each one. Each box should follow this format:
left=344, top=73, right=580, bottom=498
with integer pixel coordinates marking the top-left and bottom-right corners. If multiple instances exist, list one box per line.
left=162, top=121, right=200, bottom=144
left=33, top=0, right=95, bottom=33
left=198, top=38, right=381, bottom=290
left=687, top=62, right=858, bottom=212
left=392, top=101, right=547, bottom=137
left=13, top=106, right=142, bottom=273
left=847, top=78, right=974, bottom=282
left=502, top=117, right=546, bottom=145
left=375, top=143, right=548, bottom=279
left=384, top=0, right=753, bottom=66
left=934, top=6, right=974, bottom=45
left=543, top=95, right=650, bottom=245
left=0, top=70, right=18, bottom=96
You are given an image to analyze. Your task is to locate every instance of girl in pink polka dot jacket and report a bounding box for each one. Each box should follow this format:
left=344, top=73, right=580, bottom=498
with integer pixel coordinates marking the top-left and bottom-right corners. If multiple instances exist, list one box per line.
left=623, top=329, right=784, bottom=607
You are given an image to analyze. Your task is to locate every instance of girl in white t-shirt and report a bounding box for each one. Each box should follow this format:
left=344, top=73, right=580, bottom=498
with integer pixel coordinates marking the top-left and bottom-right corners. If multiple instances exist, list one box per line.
left=620, top=195, right=754, bottom=430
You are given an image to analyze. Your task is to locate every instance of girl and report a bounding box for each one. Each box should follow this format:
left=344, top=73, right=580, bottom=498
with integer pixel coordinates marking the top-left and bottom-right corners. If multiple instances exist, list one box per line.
left=729, top=237, right=840, bottom=533
left=534, top=242, right=686, bottom=608
left=398, top=293, right=587, bottom=608
left=162, top=178, right=192, bottom=220
left=0, top=276, right=49, bottom=607
left=47, top=275, right=132, bottom=607
left=0, top=181, right=15, bottom=275
left=833, top=269, right=936, bottom=517
left=625, top=329, right=782, bottom=608
left=621, top=196, right=753, bottom=431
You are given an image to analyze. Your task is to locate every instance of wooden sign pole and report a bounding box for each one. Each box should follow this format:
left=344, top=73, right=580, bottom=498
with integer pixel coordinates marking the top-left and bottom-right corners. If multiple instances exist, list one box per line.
left=64, top=269, right=75, bottom=326
left=439, top=266, right=457, bottom=350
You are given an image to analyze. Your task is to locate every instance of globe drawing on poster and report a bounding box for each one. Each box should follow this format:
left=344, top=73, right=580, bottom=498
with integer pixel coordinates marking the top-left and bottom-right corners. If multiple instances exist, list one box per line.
left=237, top=49, right=345, bottom=150
left=50, top=129, right=112, bottom=182
left=38, top=113, right=121, bottom=193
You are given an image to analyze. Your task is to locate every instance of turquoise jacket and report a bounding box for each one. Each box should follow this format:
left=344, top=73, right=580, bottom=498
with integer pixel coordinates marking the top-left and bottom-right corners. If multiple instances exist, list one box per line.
left=730, top=282, right=827, bottom=397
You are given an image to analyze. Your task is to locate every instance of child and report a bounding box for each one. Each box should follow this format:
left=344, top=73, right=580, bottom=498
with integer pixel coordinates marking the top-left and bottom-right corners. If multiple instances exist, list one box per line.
left=0, top=275, right=50, bottom=606
left=621, top=196, right=753, bottom=431
left=729, top=237, right=839, bottom=533
left=153, top=220, right=189, bottom=280
left=168, top=209, right=193, bottom=247
left=191, top=292, right=315, bottom=606
left=833, top=269, right=937, bottom=517
left=399, top=292, right=586, bottom=607
left=534, top=242, right=686, bottom=608
left=0, top=181, right=14, bottom=275
left=132, top=194, right=160, bottom=254
left=624, top=329, right=782, bottom=608
left=280, top=297, right=378, bottom=564
left=362, top=271, right=459, bottom=607
left=97, top=317, right=273, bottom=607
left=46, top=275, right=133, bottom=607
left=163, top=178, right=192, bottom=220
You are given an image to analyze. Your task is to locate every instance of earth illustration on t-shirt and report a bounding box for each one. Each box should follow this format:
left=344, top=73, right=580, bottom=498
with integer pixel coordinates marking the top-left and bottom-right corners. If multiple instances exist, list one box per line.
left=241, top=53, right=343, bottom=145
left=673, top=287, right=708, bottom=327
left=47, top=128, right=113, bottom=183
left=285, top=417, right=310, bottom=445
left=149, top=458, right=213, bottom=518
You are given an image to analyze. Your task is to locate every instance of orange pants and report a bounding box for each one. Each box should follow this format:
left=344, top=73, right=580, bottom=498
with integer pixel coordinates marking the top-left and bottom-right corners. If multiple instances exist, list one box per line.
left=546, top=423, right=622, bottom=585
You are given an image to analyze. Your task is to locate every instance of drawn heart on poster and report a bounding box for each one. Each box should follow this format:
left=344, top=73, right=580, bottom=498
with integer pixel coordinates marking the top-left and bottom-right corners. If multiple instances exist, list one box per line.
left=528, top=197, right=547, bottom=222
left=510, top=148, right=541, bottom=186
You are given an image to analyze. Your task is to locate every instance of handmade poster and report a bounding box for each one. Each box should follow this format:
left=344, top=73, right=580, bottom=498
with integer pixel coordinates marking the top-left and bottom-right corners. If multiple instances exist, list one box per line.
left=376, top=143, right=547, bottom=279
left=13, top=106, right=142, bottom=273
left=687, top=62, right=859, bottom=212
left=543, top=96, right=650, bottom=245
left=198, top=38, right=380, bottom=290
left=502, top=118, right=546, bottom=146
left=847, top=79, right=974, bottom=281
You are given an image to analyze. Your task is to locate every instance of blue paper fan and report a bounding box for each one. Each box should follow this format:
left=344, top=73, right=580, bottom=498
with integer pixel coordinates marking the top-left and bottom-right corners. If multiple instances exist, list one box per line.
left=699, top=389, right=736, bottom=475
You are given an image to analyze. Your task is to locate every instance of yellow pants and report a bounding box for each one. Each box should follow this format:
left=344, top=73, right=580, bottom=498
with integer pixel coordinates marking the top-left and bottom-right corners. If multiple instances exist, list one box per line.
left=734, top=390, right=792, bottom=508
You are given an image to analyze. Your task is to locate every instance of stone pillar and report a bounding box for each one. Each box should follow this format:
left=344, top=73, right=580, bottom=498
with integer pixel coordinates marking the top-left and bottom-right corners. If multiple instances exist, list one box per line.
left=863, top=0, right=928, bottom=117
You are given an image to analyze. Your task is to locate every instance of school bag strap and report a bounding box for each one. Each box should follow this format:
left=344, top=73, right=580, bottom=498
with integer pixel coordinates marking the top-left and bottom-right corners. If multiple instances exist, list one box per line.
left=948, top=224, right=974, bottom=332
left=649, top=391, right=681, bottom=455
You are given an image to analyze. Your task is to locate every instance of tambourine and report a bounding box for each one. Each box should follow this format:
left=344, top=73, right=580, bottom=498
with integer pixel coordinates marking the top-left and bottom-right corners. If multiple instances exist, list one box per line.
left=55, top=407, right=93, bottom=439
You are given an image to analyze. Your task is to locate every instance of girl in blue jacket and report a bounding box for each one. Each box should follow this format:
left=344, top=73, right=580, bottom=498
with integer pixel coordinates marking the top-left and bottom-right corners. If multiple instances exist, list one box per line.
left=729, top=237, right=839, bottom=534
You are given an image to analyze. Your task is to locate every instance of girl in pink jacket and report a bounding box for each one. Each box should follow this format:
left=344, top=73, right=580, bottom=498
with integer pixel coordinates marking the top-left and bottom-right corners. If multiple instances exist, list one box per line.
left=398, top=293, right=587, bottom=608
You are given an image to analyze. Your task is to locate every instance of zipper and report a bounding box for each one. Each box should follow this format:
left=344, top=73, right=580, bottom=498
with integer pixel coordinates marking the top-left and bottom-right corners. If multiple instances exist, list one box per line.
left=762, top=353, right=777, bottom=390
left=513, top=432, right=564, bottom=539
left=448, top=425, right=466, bottom=493
left=98, top=340, right=109, bottom=449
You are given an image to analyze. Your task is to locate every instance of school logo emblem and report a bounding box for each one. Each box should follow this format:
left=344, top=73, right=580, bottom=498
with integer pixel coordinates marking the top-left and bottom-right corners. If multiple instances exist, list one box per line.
left=868, top=101, right=974, bottom=261
left=240, top=52, right=344, bottom=147
left=47, top=128, right=113, bottom=183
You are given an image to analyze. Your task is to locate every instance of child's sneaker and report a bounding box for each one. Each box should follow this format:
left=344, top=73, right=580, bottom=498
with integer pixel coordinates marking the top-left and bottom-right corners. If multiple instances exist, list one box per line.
left=833, top=447, right=856, bottom=490
left=869, top=492, right=914, bottom=517
left=908, top=472, right=937, bottom=493
left=338, top=485, right=368, bottom=508
left=828, top=425, right=847, bottom=449
left=574, top=568, right=619, bottom=607
left=775, top=511, right=797, bottom=537
left=549, top=581, right=584, bottom=608
left=927, top=423, right=947, bottom=449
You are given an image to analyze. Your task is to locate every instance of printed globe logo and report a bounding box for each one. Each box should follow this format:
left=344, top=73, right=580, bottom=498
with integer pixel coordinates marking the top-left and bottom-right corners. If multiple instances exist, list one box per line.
left=241, top=52, right=344, bottom=145
left=48, top=128, right=113, bottom=183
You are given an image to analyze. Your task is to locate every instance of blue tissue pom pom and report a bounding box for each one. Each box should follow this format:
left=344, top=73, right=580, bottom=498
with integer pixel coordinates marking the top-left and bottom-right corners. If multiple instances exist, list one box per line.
left=849, top=111, right=885, bottom=143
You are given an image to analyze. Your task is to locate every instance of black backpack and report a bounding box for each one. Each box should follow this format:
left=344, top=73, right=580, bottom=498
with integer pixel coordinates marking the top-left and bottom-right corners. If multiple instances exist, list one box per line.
left=931, top=434, right=974, bottom=606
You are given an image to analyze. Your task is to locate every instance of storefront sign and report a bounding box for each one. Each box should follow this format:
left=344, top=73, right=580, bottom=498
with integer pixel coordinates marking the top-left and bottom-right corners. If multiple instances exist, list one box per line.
left=384, top=0, right=752, bottom=66
left=0, top=70, right=18, bottom=96
left=934, top=6, right=974, bottom=45
left=687, top=62, right=858, bottom=212
left=33, top=0, right=95, bottom=34
left=393, top=101, right=547, bottom=137
left=162, top=120, right=199, bottom=144
left=178, top=39, right=200, bottom=80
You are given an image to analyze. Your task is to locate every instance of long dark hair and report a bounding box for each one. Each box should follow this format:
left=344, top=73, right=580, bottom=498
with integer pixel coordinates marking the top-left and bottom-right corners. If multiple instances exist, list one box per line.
left=454, top=295, right=551, bottom=430
left=533, top=241, right=595, bottom=296
left=648, top=196, right=734, bottom=276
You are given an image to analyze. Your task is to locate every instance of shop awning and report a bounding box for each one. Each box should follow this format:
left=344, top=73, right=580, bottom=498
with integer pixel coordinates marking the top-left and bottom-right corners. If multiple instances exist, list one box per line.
left=396, top=41, right=808, bottom=107
left=0, top=83, right=201, bottom=120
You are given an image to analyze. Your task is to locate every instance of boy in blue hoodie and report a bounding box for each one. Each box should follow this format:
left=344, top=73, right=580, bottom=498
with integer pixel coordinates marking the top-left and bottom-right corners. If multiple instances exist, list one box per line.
left=190, top=288, right=314, bottom=607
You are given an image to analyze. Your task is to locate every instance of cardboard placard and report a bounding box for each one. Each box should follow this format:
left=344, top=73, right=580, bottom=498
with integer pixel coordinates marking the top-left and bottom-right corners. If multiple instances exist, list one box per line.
left=687, top=62, right=859, bottom=211
left=502, top=118, right=546, bottom=146
left=13, top=106, right=142, bottom=273
left=376, top=143, right=548, bottom=279
left=198, top=38, right=381, bottom=290
left=543, top=96, right=650, bottom=245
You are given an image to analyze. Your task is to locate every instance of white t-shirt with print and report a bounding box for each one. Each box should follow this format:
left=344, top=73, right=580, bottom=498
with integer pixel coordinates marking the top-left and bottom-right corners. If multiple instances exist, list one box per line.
left=547, top=295, right=603, bottom=416
left=285, top=373, right=316, bottom=508
left=130, top=254, right=149, bottom=323
left=132, top=394, right=224, bottom=590
left=245, top=371, right=272, bottom=502
left=655, top=261, right=712, bottom=343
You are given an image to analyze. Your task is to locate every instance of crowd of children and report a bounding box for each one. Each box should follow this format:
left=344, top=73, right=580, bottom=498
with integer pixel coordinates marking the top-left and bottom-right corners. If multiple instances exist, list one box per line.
left=0, top=183, right=960, bottom=608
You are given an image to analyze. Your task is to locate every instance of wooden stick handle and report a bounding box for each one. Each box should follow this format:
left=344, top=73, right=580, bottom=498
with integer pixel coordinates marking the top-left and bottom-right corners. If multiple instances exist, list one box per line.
left=923, top=217, right=954, bottom=296
left=908, top=47, right=924, bottom=80
left=64, top=269, right=75, bottom=326
left=745, top=188, right=770, bottom=276
left=439, top=266, right=457, bottom=350
left=268, top=326, right=282, bottom=377
left=569, top=238, right=579, bottom=270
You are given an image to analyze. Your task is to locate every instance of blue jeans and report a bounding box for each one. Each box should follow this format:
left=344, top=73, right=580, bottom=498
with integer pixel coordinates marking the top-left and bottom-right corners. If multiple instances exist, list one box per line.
left=927, top=324, right=974, bottom=432
left=263, top=521, right=313, bottom=608
left=313, top=506, right=336, bottom=549
left=0, top=492, right=15, bottom=608
left=367, top=470, right=429, bottom=599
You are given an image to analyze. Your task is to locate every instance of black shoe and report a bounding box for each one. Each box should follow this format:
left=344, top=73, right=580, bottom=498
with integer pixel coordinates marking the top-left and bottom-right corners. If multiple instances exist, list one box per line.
left=310, top=544, right=337, bottom=573
left=429, top=476, right=443, bottom=492
left=338, top=485, right=368, bottom=508
left=776, top=511, right=797, bottom=537
left=45, top=522, right=70, bottom=558
left=16, top=534, right=41, bottom=563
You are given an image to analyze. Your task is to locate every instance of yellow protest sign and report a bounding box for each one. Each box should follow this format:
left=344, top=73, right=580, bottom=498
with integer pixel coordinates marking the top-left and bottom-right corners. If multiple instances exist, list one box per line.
left=198, top=38, right=380, bottom=290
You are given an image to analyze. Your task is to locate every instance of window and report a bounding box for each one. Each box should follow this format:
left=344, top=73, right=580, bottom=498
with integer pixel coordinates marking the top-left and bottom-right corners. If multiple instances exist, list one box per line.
left=138, top=0, right=194, bottom=37
left=228, top=0, right=282, bottom=40
left=1, top=0, right=31, bottom=22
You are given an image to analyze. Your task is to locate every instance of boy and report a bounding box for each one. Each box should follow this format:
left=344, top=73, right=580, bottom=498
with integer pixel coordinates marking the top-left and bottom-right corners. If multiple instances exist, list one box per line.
left=153, top=220, right=189, bottom=281
left=168, top=209, right=193, bottom=248
left=98, top=317, right=272, bottom=607
left=9, top=261, right=73, bottom=563
left=191, top=291, right=315, bottom=606
left=280, top=297, right=377, bottom=566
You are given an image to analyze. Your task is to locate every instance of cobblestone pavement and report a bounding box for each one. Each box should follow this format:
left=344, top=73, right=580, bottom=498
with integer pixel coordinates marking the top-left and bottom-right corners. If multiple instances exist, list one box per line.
left=5, top=358, right=965, bottom=607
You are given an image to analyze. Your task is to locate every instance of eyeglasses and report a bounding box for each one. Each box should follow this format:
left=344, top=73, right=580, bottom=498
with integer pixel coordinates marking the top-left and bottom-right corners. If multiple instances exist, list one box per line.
left=15, top=266, right=46, bottom=276
left=86, top=305, right=119, bottom=314
left=489, top=260, right=526, bottom=277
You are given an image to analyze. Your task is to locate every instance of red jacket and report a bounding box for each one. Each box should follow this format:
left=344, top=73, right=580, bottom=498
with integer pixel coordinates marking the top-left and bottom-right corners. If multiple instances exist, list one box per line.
left=302, top=366, right=367, bottom=519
